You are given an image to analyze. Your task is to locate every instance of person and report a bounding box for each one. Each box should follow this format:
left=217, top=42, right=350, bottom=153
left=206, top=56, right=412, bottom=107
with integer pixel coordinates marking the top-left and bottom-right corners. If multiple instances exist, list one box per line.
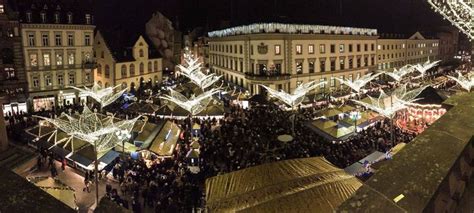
left=37, top=155, right=42, bottom=170
left=61, top=158, right=67, bottom=171
left=50, top=165, right=57, bottom=178
left=83, top=173, right=90, bottom=193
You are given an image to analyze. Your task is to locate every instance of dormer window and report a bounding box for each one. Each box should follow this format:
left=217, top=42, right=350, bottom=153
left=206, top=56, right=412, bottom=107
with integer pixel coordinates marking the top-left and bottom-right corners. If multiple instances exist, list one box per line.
left=0, top=5, right=4, bottom=14
left=26, top=12, right=32, bottom=23
left=67, top=12, right=73, bottom=24
left=85, top=14, right=91, bottom=24
left=54, top=12, right=60, bottom=23
left=40, top=12, right=46, bottom=23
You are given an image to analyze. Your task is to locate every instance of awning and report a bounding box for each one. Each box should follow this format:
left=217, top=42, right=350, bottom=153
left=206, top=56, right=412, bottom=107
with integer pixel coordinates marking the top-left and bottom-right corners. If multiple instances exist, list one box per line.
left=67, top=153, right=93, bottom=168
left=205, top=157, right=363, bottom=212
left=358, top=151, right=386, bottom=164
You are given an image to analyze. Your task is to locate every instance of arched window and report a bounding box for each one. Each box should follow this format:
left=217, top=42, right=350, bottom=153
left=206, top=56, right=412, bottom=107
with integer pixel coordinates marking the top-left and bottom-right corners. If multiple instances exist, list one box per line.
left=139, top=49, right=144, bottom=57
left=147, top=62, right=152, bottom=73
left=97, top=64, right=102, bottom=75
left=139, top=62, right=144, bottom=74
left=121, top=64, right=127, bottom=78
left=129, top=64, right=135, bottom=76
left=105, top=65, right=110, bottom=78
left=153, top=61, right=158, bottom=72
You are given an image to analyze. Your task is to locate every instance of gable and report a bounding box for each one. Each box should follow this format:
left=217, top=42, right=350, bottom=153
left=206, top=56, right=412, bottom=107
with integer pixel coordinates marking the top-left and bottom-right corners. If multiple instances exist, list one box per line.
left=133, top=36, right=149, bottom=48
left=408, top=32, right=426, bottom=40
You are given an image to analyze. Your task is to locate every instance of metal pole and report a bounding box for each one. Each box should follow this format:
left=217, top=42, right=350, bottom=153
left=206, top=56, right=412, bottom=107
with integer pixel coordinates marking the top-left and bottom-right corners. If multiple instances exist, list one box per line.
left=94, top=140, right=99, bottom=205
left=390, top=95, right=394, bottom=147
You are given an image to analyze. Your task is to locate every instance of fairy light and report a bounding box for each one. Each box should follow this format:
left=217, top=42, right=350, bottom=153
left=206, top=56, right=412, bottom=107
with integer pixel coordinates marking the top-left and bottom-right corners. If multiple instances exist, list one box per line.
left=427, top=0, right=473, bottom=40
left=208, top=23, right=378, bottom=37
left=260, top=81, right=326, bottom=107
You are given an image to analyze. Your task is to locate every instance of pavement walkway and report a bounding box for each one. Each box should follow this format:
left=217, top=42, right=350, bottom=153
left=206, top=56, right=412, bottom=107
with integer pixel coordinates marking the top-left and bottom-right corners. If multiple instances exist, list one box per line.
left=25, top=160, right=120, bottom=213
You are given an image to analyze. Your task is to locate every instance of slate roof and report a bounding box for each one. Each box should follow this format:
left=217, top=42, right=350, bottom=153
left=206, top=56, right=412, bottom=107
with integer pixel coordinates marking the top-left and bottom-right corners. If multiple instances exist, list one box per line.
left=13, top=0, right=94, bottom=25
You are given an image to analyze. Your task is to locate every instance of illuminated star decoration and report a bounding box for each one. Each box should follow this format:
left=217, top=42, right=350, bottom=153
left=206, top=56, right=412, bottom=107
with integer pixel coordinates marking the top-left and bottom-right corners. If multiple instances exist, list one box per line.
left=352, top=84, right=426, bottom=118
left=448, top=71, right=474, bottom=92
left=427, top=0, right=473, bottom=40
left=69, top=82, right=127, bottom=108
left=178, top=48, right=222, bottom=90
left=160, top=88, right=220, bottom=115
left=336, top=72, right=383, bottom=93
left=412, top=60, right=441, bottom=80
left=380, top=65, right=415, bottom=82
left=34, top=106, right=141, bottom=152
left=260, top=81, right=326, bottom=107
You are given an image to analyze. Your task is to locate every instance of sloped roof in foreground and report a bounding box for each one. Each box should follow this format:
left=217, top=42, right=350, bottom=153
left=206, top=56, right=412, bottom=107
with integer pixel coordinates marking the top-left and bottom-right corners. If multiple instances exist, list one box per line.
left=0, top=169, right=74, bottom=212
left=205, top=157, right=363, bottom=213
left=338, top=92, right=474, bottom=212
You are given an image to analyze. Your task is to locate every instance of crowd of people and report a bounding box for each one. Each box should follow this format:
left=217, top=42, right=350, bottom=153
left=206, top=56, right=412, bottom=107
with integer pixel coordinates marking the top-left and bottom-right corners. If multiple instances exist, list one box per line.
left=4, top=62, right=467, bottom=212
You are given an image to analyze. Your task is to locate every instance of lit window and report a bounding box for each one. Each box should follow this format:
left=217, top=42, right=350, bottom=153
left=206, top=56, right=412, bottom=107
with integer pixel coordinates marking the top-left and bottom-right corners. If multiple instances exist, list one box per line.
left=296, top=45, right=302, bottom=54
left=68, top=53, right=74, bottom=65
left=339, top=44, right=344, bottom=53
left=0, top=5, right=4, bottom=14
left=308, top=61, right=315, bottom=73
left=43, top=53, right=50, bottom=66
left=308, top=45, right=314, bottom=54
left=339, top=58, right=345, bottom=69
left=330, top=77, right=335, bottom=87
left=56, top=53, right=63, bottom=66
left=30, top=54, right=38, bottom=66
left=85, top=73, right=90, bottom=83
left=319, top=44, right=326, bottom=53
left=275, top=45, right=281, bottom=55
left=45, top=75, right=52, bottom=86
left=377, top=45, right=381, bottom=50
left=4, top=67, right=15, bottom=79
left=296, top=62, right=303, bottom=74
left=348, top=74, right=353, bottom=82
left=320, top=78, right=326, bottom=88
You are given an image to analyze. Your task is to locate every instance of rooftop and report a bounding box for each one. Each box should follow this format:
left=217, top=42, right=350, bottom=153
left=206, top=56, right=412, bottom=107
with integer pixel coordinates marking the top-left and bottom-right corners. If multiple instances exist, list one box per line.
left=208, top=23, right=378, bottom=38
left=338, top=91, right=474, bottom=212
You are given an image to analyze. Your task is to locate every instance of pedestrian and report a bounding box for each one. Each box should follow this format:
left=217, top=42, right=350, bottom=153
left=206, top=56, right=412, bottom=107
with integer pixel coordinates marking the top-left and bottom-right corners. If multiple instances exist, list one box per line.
left=83, top=174, right=90, bottom=193
left=50, top=165, right=57, bottom=178
left=61, top=158, right=67, bottom=171
left=37, top=155, right=42, bottom=170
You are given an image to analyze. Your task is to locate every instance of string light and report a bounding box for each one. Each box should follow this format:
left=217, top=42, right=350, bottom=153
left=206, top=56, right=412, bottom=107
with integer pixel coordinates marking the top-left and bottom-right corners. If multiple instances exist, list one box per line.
left=208, top=23, right=378, bottom=37
left=427, top=0, right=473, bottom=40
left=260, top=81, right=327, bottom=107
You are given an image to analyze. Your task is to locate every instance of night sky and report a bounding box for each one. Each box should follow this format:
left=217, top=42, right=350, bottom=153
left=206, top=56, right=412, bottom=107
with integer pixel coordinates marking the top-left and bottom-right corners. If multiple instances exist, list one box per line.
left=94, top=0, right=448, bottom=34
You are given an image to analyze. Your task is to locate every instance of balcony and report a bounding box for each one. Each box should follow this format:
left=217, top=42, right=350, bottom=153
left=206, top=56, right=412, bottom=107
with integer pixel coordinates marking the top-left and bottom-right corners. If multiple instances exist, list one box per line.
left=82, top=60, right=97, bottom=69
left=244, top=72, right=291, bottom=81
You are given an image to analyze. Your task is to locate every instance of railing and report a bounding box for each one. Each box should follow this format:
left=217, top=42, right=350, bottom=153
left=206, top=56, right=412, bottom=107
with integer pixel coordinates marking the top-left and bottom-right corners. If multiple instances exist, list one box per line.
left=244, top=72, right=291, bottom=81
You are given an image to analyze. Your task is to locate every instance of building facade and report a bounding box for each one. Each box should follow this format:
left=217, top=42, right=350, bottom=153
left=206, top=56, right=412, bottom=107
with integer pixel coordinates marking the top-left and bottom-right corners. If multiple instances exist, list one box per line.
left=376, top=32, right=439, bottom=71
left=208, top=24, right=379, bottom=95
left=18, top=1, right=95, bottom=111
left=94, top=31, right=163, bottom=91
left=0, top=0, right=29, bottom=115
